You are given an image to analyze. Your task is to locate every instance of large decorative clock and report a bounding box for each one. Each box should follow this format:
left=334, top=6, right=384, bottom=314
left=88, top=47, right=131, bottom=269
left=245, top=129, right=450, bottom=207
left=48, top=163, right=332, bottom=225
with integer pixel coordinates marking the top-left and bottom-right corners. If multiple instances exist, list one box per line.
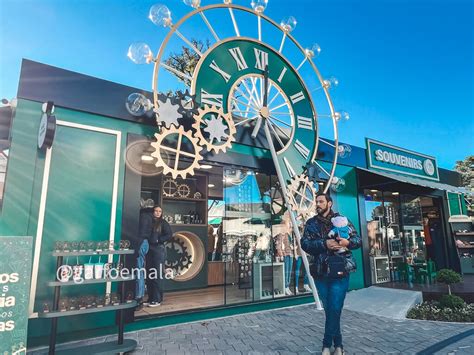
left=128, top=0, right=351, bottom=308
left=127, top=0, right=346, bottom=196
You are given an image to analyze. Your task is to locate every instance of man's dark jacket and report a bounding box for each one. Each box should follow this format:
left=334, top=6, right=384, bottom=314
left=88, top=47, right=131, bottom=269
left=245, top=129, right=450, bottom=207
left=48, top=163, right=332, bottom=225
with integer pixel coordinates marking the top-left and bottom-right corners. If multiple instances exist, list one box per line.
left=301, top=210, right=361, bottom=277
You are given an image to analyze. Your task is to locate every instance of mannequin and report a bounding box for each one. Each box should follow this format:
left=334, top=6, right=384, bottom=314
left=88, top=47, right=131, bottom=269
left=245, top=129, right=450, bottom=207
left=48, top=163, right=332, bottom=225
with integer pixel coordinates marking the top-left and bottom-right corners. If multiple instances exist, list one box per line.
left=273, top=212, right=295, bottom=295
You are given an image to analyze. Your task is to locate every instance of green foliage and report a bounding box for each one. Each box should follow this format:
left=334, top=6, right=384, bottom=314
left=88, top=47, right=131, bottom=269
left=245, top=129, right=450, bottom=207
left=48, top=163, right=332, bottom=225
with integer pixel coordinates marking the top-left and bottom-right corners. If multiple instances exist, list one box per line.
left=163, top=39, right=211, bottom=87
left=407, top=301, right=474, bottom=322
left=436, top=269, right=462, bottom=285
left=454, top=155, right=474, bottom=215
left=439, top=294, right=465, bottom=309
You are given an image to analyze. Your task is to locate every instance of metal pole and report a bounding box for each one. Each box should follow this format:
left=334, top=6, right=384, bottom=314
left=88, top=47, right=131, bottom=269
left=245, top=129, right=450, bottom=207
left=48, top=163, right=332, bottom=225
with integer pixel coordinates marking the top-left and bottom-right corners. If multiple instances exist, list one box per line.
left=263, top=121, right=323, bottom=310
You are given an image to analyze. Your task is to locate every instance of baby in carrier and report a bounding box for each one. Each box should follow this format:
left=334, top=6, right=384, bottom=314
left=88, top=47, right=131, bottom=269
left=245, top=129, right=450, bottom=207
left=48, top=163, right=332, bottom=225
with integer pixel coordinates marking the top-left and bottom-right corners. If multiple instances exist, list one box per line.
left=327, top=215, right=351, bottom=254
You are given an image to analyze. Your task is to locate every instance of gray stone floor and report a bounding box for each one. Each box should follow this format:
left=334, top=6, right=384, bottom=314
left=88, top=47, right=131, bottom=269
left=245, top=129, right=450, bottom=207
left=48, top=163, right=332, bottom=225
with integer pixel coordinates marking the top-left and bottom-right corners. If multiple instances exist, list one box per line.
left=29, top=303, right=474, bottom=354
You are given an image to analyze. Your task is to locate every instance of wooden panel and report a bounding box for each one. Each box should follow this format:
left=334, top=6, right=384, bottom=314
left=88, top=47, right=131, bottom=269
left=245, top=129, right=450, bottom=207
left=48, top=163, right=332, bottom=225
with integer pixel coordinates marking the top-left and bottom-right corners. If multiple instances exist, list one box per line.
left=208, top=261, right=225, bottom=285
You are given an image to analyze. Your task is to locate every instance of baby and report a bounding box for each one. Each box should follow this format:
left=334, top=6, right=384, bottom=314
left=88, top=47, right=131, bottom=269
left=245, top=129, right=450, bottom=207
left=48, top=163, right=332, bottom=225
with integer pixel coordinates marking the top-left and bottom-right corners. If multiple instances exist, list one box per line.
left=327, top=215, right=351, bottom=254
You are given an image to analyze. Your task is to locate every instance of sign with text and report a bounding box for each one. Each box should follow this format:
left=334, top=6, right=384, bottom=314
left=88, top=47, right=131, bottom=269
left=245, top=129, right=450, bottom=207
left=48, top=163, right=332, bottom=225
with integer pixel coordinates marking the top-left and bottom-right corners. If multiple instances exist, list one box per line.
left=0, top=236, right=33, bottom=355
left=366, top=139, right=439, bottom=181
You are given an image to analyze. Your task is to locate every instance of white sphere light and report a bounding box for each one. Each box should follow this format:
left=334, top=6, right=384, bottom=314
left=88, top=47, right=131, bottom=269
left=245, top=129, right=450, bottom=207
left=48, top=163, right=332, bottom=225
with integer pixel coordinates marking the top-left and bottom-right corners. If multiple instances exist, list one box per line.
left=323, top=76, right=339, bottom=89
left=280, top=16, right=297, bottom=33
left=251, top=0, right=268, bottom=13
left=183, top=0, right=201, bottom=8
left=334, top=111, right=350, bottom=121
left=125, top=93, right=152, bottom=117
left=223, top=0, right=232, bottom=3
left=330, top=177, right=346, bottom=193
left=127, top=42, right=153, bottom=64
left=338, top=144, right=352, bottom=158
left=305, top=43, right=321, bottom=58
left=149, top=4, right=172, bottom=27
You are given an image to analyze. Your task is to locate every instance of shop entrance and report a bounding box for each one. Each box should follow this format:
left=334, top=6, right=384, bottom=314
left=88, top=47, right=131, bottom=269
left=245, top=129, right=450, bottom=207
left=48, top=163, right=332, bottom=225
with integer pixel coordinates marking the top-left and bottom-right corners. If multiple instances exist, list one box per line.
left=363, top=190, right=447, bottom=284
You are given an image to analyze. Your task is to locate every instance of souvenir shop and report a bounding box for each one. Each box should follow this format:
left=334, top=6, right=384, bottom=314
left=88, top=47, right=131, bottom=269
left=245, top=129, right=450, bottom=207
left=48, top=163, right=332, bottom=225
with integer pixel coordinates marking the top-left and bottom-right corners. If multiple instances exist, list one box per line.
left=0, top=60, right=469, bottom=349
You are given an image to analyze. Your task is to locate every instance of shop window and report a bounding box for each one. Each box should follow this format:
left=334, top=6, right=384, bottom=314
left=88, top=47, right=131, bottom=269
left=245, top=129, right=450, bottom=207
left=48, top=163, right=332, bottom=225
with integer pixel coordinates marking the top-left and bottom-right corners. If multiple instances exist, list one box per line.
left=0, top=104, right=13, bottom=210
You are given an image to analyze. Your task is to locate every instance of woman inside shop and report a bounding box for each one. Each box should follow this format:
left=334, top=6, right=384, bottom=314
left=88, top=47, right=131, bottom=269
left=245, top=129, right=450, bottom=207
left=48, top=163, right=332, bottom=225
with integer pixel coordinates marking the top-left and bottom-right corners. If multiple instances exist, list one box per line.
left=145, top=205, right=172, bottom=307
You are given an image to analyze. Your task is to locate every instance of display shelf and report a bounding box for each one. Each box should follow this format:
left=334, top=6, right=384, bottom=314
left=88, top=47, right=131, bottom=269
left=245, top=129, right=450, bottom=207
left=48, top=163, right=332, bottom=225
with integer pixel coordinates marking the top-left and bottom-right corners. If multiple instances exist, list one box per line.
left=47, top=276, right=134, bottom=287
left=457, top=246, right=474, bottom=249
left=52, top=249, right=134, bottom=257
left=455, top=232, right=474, bottom=236
left=163, top=196, right=207, bottom=202
left=55, top=339, right=137, bottom=355
left=39, top=301, right=137, bottom=318
left=169, top=223, right=207, bottom=227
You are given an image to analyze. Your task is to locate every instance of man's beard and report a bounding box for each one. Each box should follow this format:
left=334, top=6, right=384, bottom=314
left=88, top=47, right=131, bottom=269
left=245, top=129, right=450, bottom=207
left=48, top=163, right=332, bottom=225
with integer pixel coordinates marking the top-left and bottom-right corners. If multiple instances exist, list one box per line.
left=316, top=206, right=328, bottom=215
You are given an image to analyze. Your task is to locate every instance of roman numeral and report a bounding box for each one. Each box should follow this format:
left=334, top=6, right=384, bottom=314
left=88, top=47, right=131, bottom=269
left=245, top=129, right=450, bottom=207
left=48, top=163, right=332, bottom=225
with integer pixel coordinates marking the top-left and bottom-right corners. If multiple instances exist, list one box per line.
left=297, top=115, right=313, bottom=130
left=229, top=47, right=248, bottom=71
left=201, top=89, right=223, bottom=108
left=209, top=60, right=231, bottom=83
left=290, top=91, right=305, bottom=104
left=277, top=67, right=287, bottom=83
left=283, top=157, right=296, bottom=178
left=295, top=140, right=310, bottom=159
left=254, top=48, right=269, bottom=71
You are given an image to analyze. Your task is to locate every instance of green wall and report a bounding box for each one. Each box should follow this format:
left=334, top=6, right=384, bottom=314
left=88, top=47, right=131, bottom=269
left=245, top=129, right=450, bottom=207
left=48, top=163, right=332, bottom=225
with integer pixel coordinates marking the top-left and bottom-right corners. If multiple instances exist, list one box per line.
left=2, top=98, right=364, bottom=347
left=447, top=192, right=463, bottom=216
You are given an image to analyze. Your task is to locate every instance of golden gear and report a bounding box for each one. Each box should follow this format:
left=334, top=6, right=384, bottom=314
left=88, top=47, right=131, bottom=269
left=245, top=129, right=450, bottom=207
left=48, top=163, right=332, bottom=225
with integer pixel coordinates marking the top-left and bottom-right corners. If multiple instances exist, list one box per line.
left=192, top=105, right=236, bottom=154
left=287, top=174, right=317, bottom=220
left=150, top=125, right=203, bottom=179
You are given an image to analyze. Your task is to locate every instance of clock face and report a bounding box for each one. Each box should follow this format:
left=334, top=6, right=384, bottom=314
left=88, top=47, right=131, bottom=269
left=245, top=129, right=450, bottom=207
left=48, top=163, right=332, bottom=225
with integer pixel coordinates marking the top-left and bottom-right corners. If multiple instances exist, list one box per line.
left=192, top=38, right=317, bottom=183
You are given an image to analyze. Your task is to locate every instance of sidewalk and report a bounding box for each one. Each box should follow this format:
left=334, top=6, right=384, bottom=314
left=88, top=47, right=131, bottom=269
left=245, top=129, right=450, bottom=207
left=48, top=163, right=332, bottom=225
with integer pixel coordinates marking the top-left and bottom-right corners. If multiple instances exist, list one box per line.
left=29, top=302, right=474, bottom=354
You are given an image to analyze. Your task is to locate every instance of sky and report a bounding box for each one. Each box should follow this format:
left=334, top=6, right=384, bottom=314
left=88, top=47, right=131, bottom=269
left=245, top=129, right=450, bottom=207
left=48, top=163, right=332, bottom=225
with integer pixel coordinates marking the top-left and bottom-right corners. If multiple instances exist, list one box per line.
left=0, top=0, right=472, bottom=170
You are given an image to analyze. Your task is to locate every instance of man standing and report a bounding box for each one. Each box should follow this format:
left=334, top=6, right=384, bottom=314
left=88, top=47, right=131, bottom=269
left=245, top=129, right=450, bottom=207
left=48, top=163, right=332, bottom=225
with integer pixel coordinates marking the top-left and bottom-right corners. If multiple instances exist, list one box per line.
left=301, top=192, right=361, bottom=355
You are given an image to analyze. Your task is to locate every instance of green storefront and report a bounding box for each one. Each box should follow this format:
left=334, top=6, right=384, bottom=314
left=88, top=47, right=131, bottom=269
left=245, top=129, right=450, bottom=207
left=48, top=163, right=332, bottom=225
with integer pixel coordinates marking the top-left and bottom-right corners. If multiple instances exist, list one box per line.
left=0, top=60, right=469, bottom=351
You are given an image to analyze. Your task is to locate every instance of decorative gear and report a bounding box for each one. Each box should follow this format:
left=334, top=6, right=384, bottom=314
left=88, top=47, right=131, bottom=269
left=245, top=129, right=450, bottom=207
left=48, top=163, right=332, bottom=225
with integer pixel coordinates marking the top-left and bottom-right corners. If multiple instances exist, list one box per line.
left=165, top=238, right=193, bottom=276
left=177, top=183, right=191, bottom=198
left=192, top=105, right=236, bottom=153
left=176, top=89, right=199, bottom=121
left=150, top=125, right=203, bottom=179
left=153, top=93, right=182, bottom=129
left=163, top=178, right=178, bottom=197
left=287, top=174, right=317, bottom=220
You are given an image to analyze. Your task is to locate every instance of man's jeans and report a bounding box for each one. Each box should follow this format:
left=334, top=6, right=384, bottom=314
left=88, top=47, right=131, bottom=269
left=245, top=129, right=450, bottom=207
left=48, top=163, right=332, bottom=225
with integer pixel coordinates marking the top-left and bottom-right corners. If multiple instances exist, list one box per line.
left=135, top=239, right=149, bottom=300
left=315, top=275, right=350, bottom=348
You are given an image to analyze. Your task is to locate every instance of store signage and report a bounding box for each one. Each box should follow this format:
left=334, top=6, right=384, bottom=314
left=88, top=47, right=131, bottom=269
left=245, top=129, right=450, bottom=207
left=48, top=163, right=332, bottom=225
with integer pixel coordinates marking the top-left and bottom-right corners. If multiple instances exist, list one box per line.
left=366, top=138, right=439, bottom=181
left=38, top=101, right=56, bottom=150
left=0, top=236, right=33, bottom=355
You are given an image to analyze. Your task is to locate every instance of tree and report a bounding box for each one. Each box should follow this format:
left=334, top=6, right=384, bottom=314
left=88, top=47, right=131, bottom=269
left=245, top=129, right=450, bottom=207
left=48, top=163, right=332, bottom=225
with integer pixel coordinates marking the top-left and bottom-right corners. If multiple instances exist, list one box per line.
left=163, top=39, right=211, bottom=87
left=436, top=269, right=462, bottom=295
left=454, top=155, right=474, bottom=215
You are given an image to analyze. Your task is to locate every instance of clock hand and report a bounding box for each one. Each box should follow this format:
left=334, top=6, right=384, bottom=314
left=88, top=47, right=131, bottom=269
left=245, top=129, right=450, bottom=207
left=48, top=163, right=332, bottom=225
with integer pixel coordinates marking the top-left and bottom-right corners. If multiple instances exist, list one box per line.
left=262, top=119, right=323, bottom=310
left=251, top=65, right=269, bottom=139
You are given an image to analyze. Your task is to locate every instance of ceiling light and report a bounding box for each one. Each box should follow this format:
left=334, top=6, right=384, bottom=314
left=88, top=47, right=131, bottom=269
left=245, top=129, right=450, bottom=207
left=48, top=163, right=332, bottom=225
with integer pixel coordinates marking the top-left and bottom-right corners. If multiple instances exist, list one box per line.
left=141, top=155, right=154, bottom=161
left=370, top=189, right=378, bottom=193
left=208, top=184, right=215, bottom=188
left=392, top=192, right=399, bottom=195
left=200, top=164, right=212, bottom=169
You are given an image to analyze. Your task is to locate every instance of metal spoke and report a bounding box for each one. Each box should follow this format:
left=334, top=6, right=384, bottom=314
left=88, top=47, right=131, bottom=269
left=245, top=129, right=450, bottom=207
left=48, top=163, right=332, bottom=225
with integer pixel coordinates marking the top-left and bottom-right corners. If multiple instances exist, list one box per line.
left=296, top=57, right=307, bottom=71
left=268, top=118, right=291, bottom=139
left=279, top=33, right=287, bottom=53
left=270, top=111, right=292, bottom=116
left=174, top=29, right=203, bottom=57
left=319, top=138, right=336, bottom=148
left=199, top=12, right=219, bottom=42
left=234, top=86, right=259, bottom=111
left=228, top=8, right=240, bottom=37
left=160, top=62, right=193, bottom=82
left=314, top=160, right=331, bottom=177
left=235, top=115, right=258, bottom=127
left=241, top=80, right=261, bottom=109
left=232, top=98, right=259, bottom=112
left=270, top=102, right=288, bottom=112
left=267, top=90, right=281, bottom=108
left=269, top=115, right=291, bottom=128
